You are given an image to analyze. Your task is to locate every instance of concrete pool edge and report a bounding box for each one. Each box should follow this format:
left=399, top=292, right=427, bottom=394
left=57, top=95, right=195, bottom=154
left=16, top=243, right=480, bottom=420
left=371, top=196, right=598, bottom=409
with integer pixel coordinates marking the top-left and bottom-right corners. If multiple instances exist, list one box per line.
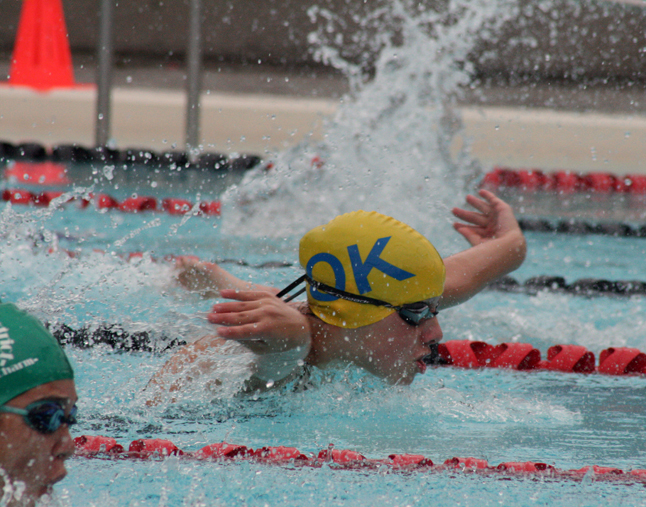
left=0, top=85, right=645, bottom=175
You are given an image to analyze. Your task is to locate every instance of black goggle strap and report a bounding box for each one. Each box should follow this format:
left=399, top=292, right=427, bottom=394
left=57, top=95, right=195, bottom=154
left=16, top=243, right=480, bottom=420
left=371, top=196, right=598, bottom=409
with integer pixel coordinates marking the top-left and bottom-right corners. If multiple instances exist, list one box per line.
left=276, top=274, right=308, bottom=302
left=306, top=277, right=397, bottom=308
left=276, top=275, right=440, bottom=320
left=278, top=274, right=397, bottom=308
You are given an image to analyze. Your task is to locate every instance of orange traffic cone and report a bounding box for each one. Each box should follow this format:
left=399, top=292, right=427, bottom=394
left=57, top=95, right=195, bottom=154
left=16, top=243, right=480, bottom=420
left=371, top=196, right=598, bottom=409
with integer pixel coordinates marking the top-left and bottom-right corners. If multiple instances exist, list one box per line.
left=8, top=0, right=76, bottom=91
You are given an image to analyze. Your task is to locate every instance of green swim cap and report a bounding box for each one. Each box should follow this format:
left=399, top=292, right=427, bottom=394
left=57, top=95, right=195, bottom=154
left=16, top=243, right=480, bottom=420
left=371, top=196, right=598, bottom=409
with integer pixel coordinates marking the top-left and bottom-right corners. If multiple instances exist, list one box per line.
left=0, top=303, right=74, bottom=406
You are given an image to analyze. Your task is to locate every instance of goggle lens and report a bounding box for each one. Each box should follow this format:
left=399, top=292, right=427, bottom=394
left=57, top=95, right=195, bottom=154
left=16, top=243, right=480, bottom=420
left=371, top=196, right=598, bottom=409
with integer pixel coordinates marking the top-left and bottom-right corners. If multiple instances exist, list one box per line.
left=26, top=402, right=77, bottom=434
left=398, top=301, right=439, bottom=326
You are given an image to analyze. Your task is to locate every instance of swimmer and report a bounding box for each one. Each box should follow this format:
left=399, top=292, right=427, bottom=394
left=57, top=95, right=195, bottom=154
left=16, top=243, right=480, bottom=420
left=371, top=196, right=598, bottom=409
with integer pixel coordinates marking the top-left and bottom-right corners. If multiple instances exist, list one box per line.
left=0, top=303, right=77, bottom=507
left=150, top=190, right=526, bottom=393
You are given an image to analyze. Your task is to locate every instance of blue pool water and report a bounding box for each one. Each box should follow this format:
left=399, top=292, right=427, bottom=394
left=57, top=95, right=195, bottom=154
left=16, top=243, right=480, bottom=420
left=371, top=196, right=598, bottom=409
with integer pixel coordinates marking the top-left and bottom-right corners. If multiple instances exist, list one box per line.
left=1, top=188, right=646, bottom=506
left=4, top=1, right=646, bottom=503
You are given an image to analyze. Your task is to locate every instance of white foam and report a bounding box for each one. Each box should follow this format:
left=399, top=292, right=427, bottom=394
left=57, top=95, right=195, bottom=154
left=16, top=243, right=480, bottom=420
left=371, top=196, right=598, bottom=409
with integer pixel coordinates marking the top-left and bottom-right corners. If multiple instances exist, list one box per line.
left=221, top=0, right=519, bottom=243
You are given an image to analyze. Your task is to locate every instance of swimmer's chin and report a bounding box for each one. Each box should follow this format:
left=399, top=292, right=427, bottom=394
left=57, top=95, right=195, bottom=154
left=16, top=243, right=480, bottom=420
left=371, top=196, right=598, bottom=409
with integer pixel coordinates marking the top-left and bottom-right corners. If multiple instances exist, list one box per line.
left=39, top=467, right=67, bottom=497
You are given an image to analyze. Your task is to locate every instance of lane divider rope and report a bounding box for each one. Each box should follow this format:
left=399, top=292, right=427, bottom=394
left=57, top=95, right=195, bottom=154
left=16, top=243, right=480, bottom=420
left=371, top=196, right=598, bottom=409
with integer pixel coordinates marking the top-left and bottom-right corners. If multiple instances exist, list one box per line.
left=425, top=340, right=646, bottom=376
left=518, top=217, right=646, bottom=238
left=487, top=275, right=646, bottom=297
left=2, top=188, right=221, bottom=216
left=0, top=140, right=263, bottom=172
left=481, top=166, right=646, bottom=194
left=72, top=435, right=646, bottom=483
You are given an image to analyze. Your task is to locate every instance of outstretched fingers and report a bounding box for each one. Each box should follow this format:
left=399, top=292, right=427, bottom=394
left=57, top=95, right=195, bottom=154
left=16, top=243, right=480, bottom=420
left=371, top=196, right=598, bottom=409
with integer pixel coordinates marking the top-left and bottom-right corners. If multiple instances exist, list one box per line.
left=452, top=207, right=488, bottom=227
left=208, top=307, right=259, bottom=326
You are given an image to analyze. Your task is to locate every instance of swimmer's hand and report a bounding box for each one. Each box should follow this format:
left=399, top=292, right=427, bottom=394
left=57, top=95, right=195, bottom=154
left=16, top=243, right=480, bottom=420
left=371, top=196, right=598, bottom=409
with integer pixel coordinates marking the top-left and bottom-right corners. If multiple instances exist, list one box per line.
left=175, top=256, right=220, bottom=296
left=208, top=289, right=311, bottom=356
left=174, top=256, right=278, bottom=296
left=452, top=189, right=525, bottom=250
left=208, top=289, right=311, bottom=382
left=442, top=190, right=526, bottom=308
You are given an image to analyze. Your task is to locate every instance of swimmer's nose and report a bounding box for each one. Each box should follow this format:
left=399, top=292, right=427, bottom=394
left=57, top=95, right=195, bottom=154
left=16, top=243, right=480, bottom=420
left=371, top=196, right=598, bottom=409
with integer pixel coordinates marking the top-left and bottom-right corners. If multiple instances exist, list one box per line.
left=55, top=426, right=76, bottom=461
left=421, top=317, right=443, bottom=346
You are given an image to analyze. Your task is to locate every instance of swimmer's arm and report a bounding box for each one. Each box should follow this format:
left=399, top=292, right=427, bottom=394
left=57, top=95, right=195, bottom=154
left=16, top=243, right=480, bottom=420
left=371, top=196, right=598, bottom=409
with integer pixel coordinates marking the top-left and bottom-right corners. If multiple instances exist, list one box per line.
left=440, top=189, right=527, bottom=308
left=175, top=256, right=278, bottom=297
left=145, top=291, right=309, bottom=403
left=145, top=335, right=225, bottom=405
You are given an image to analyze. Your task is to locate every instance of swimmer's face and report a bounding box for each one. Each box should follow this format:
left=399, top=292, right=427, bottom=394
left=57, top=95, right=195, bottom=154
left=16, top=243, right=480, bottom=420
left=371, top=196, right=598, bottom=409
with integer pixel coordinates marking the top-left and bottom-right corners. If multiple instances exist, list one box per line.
left=355, top=312, right=443, bottom=385
left=0, top=379, right=77, bottom=506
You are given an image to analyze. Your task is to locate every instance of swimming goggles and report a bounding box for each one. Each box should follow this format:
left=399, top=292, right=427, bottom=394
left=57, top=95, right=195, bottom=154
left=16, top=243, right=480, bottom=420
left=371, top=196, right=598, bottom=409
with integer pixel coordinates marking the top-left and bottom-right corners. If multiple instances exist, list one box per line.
left=0, top=400, right=78, bottom=435
left=277, top=274, right=440, bottom=326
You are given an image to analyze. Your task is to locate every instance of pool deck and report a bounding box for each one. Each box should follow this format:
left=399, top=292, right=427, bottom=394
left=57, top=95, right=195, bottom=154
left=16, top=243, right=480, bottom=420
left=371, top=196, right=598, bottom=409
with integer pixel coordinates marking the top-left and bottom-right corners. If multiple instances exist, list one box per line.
left=1, top=60, right=645, bottom=175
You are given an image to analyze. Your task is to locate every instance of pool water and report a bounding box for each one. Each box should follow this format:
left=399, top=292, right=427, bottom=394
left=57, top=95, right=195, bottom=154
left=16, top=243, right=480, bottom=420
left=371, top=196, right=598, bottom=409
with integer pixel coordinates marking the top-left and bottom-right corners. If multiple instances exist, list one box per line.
left=2, top=188, right=646, bottom=506
left=4, top=1, right=646, bottom=503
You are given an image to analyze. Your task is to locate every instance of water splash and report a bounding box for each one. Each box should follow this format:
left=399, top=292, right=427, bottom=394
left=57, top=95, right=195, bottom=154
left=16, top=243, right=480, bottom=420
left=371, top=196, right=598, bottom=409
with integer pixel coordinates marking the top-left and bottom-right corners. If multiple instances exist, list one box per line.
left=222, top=0, right=520, bottom=241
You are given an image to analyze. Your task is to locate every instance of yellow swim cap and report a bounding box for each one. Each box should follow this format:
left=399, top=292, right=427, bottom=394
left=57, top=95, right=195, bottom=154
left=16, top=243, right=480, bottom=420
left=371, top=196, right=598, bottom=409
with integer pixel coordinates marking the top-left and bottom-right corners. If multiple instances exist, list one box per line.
left=299, top=211, right=445, bottom=328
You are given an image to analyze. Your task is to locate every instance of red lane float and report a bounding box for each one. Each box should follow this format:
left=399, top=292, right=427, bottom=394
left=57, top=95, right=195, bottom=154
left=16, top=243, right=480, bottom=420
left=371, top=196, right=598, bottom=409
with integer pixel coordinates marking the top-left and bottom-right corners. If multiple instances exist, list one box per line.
left=597, top=348, right=646, bottom=375
left=1, top=188, right=222, bottom=217
left=571, top=465, right=624, bottom=476
left=437, top=341, right=542, bottom=371
left=626, top=174, right=646, bottom=193
left=119, top=196, right=157, bottom=212
left=436, top=340, right=646, bottom=376
left=444, top=457, right=489, bottom=470
left=129, top=439, right=183, bottom=457
left=33, top=191, right=65, bottom=206
left=96, top=193, right=120, bottom=209
left=389, top=454, right=433, bottom=467
left=583, top=173, right=615, bottom=193
left=497, top=462, right=555, bottom=473
left=74, top=435, right=124, bottom=455
left=2, top=188, right=33, bottom=204
left=254, top=446, right=309, bottom=462
left=73, top=436, right=646, bottom=484
left=482, top=167, right=646, bottom=194
left=515, top=170, right=545, bottom=191
left=194, top=442, right=252, bottom=460
left=162, top=198, right=193, bottom=215
left=552, top=171, right=582, bottom=193
left=437, top=341, right=491, bottom=368
left=488, top=343, right=541, bottom=370
left=318, top=448, right=367, bottom=465
left=199, top=200, right=221, bottom=216
left=539, top=345, right=596, bottom=373
left=4, top=161, right=70, bottom=186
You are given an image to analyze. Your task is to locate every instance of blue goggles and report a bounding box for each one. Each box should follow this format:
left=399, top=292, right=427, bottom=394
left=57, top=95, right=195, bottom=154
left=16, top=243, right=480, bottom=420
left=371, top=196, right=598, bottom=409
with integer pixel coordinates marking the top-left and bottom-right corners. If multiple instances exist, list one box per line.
left=277, top=274, right=440, bottom=326
left=0, top=400, right=78, bottom=435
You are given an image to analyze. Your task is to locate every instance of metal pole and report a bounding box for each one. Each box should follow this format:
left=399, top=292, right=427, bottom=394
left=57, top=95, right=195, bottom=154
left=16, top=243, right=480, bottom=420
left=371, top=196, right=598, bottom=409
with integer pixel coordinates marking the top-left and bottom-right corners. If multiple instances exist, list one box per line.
left=185, top=0, right=203, bottom=157
left=95, top=0, right=114, bottom=147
